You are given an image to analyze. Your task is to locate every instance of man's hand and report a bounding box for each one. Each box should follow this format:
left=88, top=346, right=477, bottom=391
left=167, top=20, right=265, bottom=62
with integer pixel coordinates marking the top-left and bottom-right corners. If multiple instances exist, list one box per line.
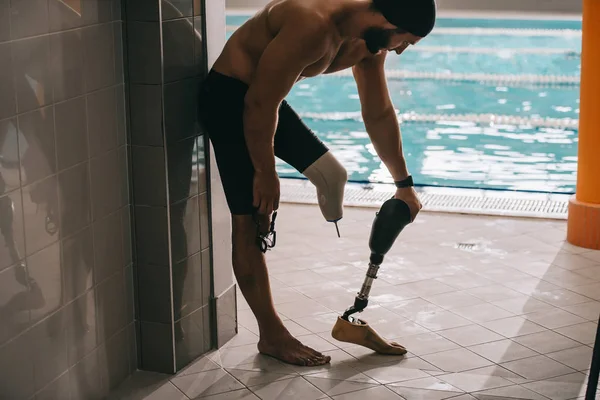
left=394, top=187, right=422, bottom=222
left=253, top=169, right=280, bottom=215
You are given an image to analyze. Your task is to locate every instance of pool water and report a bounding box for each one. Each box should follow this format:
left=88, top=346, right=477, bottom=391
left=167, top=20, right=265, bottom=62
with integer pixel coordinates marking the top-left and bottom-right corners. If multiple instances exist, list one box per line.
left=225, top=15, right=582, bottom=193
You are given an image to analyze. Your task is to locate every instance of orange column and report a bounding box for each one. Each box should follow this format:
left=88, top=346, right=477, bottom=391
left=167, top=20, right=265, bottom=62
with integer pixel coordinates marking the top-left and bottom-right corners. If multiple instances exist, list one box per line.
left=567, top=0, right=600, bottom=250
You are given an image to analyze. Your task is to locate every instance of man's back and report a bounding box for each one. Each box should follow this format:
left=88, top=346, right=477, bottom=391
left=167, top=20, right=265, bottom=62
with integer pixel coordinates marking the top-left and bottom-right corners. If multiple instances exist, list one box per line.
left=212, top=0, right=362, bottom=85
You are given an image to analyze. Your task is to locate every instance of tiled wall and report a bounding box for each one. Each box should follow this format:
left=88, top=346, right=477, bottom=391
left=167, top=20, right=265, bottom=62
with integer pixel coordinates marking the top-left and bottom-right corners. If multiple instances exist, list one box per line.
left=0, top=0, right=134, bottom=398
left=124, top=0, right=229, bottom=374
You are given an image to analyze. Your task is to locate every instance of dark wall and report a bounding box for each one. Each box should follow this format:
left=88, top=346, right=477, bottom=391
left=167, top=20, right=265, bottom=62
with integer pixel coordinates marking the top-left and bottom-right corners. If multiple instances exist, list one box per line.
left=123, top=0, right=215, bottom=374
left=0, top=0, right=134, bottom=398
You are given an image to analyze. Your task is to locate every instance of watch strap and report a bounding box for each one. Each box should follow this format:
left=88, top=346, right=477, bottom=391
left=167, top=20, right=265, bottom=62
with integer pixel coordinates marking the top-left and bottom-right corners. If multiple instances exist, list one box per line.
left=394, top=175, right=414, bottom=188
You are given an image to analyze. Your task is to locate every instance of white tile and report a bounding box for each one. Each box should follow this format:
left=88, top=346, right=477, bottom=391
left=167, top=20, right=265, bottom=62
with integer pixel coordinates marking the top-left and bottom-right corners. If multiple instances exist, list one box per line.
left=581, top=250, right=600, bottom=262
left=208, top=344, right=266, bottom=369
left=500, top=355, right=576, bottom=381
left=573, top=266, right=600, bottom=280
left=434, top=272, right=496, bottom=290
left=276, top=299, right=334, bottom=319
left=396, top=332, right=461, bottom=357
left=350, top=353, right=440, bottom=372
left=437, top=325, right=504, bottom=347
left=282, top=319, right=313, bottom=336
left=305, top=366, right=378, bottom=384
left=391, top=376, right=463, bottom=392
left=200, top=389, right=261, bottom=400
left=472, top=385, right=547, bottom=400
left=357, top=365, right=430, bottom=384
left=272, top=270, right=332, bottom=287
left=383, top=299, right=445, bottom=320
left=561, top=301, right=600, bottom=321
left=294, top=312, right=343, bottom=334
left=468, top=339, right=538, bottom=364
left=176, top=355, right=222, bottom=377
left=512, top=330, right=582, bottom=354
left=331, top=385, right=404, bottom=400
left=524, top=308, right=588, bottom=329
left=271, top=287, right=310, bottom=305
left=303, top=376, right=379, bottom=397
left=554, top=322, right=599, bottom=345
left=225, top=368, right=294, bottom=386
left=170, top=369, right=245, bottom=398
left=451, top=303, right=514, bottom=323
left=249, top=377, right=325, bottom=399
left=385, top=386, right=462, bottom=400
left=532, top=289, right=593, bottom=307
left=482, top=316, right=547, bottom=338
left=502, top=278, right=561, bottom=296
left=421, top=348, right=493, bottom=373
left=423, top=291, right=485, bottom=310
left=552, top=252, right=600, bottom=271
left=222, top=326, right=259, bottom=349
left=396, top=280, right=457, bottom=296
left=491, top=296, right=555, bottom=315
left=523, top=379, right=588, bottom=400
left=130, top=383, right=187, bottom=400
left=436, top=372, right=513, bottom=392
left=546, top=346, right=593, bottom=371
left=465, top=365, right=525, bottom=380
left=569, top=282, right=600, bottom=300
left=292, top=282, right=355, bottom=299
left=368, top=286, right=420, bottom=304
left=412, top=311, right=472, bottom=331
left=542, top=269, right=593, bottom=290
left=466, top=284, right=523, bottom=302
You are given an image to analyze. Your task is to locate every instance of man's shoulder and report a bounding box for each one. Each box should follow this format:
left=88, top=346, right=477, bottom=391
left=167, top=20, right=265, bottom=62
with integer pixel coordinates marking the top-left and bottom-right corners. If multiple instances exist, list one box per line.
left=278, top=4, right=330, bottom=36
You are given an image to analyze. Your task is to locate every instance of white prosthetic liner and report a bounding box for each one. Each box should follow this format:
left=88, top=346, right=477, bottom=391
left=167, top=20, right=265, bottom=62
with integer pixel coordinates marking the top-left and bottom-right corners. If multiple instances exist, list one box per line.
left=302, top=151, right=347, bottom=234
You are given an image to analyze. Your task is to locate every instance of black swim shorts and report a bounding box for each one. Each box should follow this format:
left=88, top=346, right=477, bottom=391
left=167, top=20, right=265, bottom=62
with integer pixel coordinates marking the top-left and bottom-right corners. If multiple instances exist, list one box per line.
left=198, top=70, right=329, bottom=215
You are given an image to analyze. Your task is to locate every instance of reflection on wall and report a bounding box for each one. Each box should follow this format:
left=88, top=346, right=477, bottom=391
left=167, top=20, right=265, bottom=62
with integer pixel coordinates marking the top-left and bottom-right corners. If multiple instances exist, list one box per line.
left=0, top=1, right=133, bottom=398
left=124, top=0, right=215, bottom=374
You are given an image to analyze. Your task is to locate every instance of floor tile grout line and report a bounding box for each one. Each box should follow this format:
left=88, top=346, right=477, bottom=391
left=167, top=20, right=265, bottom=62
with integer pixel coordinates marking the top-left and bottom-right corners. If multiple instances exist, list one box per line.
left=168, top=381, right=191, bottom=399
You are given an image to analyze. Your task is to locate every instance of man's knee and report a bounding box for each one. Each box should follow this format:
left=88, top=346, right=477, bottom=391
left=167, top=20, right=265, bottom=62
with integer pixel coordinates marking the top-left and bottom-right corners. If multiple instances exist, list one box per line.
left=302, top=151, right=347, bottom=222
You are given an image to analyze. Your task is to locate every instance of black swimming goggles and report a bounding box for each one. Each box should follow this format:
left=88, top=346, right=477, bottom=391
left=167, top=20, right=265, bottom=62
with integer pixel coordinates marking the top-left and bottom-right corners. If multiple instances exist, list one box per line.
left=253, top=211, right=277, bottom=253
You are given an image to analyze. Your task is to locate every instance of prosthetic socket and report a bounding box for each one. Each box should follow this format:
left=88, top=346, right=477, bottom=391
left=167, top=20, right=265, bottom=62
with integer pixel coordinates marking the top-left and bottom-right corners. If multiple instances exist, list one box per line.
left=254, top=151, right=347, bottom=252
left=302, top=152, right=347, bottom=227
left=342, top=197, right=412, bottom=321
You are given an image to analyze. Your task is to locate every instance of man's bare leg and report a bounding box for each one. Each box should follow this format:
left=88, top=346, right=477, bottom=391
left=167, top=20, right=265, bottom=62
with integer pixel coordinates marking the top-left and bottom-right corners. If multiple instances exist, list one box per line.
left=232, top=214, right=331, bottom=366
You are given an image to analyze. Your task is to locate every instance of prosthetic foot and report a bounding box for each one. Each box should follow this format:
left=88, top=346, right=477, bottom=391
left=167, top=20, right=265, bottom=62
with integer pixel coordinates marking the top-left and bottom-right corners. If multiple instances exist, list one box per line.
left=331, top=316, right=407, bottom=355
left=331, top=196, right=413, bottom=354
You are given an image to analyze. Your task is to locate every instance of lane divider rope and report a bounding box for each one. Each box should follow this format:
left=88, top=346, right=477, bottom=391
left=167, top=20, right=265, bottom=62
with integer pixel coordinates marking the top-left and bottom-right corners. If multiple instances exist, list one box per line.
left=226, top=25, right=582, bottom=37
left=298, top=111, right=579, bottom=130
left=330, top=69, right=580, bottom=86
left=410, top=46, right=580, bottom=56
left=432, top=27, right=581, bottom=37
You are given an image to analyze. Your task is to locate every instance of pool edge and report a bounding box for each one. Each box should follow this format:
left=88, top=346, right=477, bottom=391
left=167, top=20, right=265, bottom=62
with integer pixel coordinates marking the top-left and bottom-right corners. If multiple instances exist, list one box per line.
left=280, top=178, right=570, bottom=220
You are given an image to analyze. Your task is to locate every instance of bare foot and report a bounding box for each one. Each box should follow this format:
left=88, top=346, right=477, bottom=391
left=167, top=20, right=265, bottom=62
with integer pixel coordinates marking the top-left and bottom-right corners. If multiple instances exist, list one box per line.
left=258, top=333, right=331, bottom=366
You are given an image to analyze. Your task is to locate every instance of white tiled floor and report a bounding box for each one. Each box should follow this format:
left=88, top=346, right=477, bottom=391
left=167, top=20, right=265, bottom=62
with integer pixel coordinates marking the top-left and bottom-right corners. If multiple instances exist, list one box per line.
left=111, top=203, right=600, bottom=400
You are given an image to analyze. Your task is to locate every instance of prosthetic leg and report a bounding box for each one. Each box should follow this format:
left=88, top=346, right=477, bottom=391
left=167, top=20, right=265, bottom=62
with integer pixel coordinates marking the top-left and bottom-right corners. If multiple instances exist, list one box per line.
left=331, top=197, right=413, bottom=355
left=303, top=152, right=347, bottom=237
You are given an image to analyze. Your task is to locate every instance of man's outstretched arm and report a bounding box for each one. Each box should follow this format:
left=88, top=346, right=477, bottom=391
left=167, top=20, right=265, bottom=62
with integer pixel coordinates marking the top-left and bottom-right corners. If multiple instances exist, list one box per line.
left=353, top=53, right=422, bottom=219
left=353, top=53, right=409, bottom=181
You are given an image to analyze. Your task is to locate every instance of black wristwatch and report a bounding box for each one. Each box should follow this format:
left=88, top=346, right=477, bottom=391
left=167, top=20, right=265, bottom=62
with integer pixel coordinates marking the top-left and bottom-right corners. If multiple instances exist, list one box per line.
left=394, top=175, right=414, bottom=188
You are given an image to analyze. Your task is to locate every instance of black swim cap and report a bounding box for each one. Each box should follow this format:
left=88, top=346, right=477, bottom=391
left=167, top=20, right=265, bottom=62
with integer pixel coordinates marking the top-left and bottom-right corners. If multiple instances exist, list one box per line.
left=371, top=0, right=437, bottom=38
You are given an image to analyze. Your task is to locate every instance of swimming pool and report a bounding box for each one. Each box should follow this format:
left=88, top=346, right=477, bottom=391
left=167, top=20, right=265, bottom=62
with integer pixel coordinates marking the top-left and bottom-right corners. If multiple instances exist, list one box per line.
left=225, top=14, right=582, bottom=194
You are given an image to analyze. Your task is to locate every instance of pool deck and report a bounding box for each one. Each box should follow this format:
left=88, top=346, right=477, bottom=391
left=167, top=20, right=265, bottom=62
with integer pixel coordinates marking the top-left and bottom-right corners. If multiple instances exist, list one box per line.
left=112, top=202, right=600, bottom=400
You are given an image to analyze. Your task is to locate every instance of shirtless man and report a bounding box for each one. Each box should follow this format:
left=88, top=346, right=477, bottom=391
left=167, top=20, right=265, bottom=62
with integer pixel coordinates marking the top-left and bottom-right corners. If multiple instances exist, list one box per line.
left=198, top=0, right=436, bottom=366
